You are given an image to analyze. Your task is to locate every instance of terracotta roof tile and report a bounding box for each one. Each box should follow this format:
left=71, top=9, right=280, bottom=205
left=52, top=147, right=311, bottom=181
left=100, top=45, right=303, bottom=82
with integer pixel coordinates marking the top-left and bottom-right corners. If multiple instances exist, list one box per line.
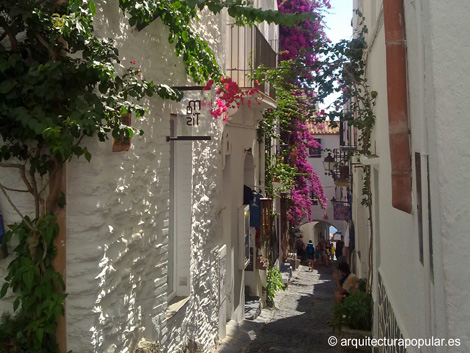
left=308, top=120, right=340, bottom=135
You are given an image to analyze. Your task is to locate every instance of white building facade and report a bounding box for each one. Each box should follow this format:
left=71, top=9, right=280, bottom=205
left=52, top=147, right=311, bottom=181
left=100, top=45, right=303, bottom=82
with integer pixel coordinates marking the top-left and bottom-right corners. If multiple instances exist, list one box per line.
left=350, top=0, right=470, bottom=351
left=300, top=122, right=349, bottom=247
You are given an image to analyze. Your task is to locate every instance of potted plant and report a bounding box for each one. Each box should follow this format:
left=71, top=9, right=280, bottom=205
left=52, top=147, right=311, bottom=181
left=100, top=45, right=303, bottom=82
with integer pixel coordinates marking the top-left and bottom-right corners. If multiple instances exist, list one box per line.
left=331, top=279, right=372, bottom=352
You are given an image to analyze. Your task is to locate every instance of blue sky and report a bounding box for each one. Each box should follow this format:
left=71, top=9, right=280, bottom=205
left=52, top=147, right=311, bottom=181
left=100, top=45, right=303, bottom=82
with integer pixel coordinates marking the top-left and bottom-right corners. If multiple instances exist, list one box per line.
left=318, top=0, right=353, bottom=112
left=322, top=0, right=353, bottom=43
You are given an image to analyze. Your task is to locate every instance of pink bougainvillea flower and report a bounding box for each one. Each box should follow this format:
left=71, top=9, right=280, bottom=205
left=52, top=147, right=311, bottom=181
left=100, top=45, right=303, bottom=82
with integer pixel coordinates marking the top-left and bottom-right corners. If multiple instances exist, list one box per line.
left=202, top=79, right=213, bottom=91
left=209, top=77, right=259, bottom=120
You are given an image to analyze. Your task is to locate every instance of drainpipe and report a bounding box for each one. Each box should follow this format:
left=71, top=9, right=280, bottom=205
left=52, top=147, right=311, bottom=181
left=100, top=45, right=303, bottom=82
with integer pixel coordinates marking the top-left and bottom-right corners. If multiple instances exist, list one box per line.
left=383, top=0, right=412, bottom=214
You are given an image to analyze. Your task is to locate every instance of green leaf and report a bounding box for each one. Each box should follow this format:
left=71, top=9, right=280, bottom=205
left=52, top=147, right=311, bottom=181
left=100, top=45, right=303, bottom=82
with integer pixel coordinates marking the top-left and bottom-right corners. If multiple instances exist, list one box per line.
left=13, top=296, right=20, bottom=311
left=0, top=282, right=8, bottom=298
left=84, top=149, right=92, bottom=162
left=89, top=0, right=96, bottom=16
left=23, top=271, right=34, bottom=290
left=0, top=80, right=14, bottom=94
left=35, top=327, right=44, bottom=344
left=57, top=192, right=67, bottom=208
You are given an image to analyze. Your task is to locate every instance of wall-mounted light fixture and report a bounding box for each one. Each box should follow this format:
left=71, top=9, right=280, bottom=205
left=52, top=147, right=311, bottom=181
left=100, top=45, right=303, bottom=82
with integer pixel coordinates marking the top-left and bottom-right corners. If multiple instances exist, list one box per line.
left=323, top=152, right=335, bottom=175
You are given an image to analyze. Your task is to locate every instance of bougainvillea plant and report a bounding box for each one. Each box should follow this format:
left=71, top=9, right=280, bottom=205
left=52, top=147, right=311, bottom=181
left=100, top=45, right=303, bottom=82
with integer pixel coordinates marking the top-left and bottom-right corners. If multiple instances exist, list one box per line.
left=203, top=77, right=261, bottom=121
left=260, top=0, right=332, bottom=225
left=256, top=58, right=327, bottom=225
left=278, top=0, right=331, bottom=86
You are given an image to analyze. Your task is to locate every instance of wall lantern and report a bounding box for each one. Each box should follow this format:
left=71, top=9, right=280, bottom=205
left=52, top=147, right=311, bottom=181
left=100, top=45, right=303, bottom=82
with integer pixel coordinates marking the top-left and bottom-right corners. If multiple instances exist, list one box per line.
left=323, top=152, right=335, bottom=174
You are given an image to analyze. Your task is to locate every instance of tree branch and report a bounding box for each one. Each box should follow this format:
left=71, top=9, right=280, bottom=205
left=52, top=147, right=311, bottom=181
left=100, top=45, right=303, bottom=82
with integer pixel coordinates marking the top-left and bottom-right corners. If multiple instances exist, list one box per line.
left=1, top=186, right=30, bottom=193
left=0, top=162, right=24, bottom=169
left=0, top=18, right=18, bottom=53
left=0, top=162, right=35, bottom=194
left=0, top=182, right=34, bottom=230
left=35, top=33, right=58, bottom=61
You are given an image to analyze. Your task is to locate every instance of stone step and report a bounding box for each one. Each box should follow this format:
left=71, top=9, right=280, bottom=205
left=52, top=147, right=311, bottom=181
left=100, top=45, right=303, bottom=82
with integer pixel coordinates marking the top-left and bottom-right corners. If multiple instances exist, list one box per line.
left=245, top=296, right=262, bottom=320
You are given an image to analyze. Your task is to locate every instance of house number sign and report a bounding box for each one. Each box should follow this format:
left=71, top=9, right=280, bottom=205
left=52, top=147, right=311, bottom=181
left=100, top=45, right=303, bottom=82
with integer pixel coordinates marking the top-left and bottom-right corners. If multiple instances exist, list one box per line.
left=186, top=100, right=202, bottom=126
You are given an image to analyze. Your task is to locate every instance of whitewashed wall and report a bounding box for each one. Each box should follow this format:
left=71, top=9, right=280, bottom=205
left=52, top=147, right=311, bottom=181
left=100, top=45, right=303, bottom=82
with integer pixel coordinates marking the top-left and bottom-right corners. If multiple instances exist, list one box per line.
left=352, top=0, right=428, bottom=348
left=67, top=2, right=226, bottom=352
left=352, top=0, right=470, bottom=351
left=219, top=104, right=266, bottom=325
left=307, top=132, right=344, bottom=232
left=424, top=0, right=470, bottom=350
left=0, top=1, right=226, bottom=352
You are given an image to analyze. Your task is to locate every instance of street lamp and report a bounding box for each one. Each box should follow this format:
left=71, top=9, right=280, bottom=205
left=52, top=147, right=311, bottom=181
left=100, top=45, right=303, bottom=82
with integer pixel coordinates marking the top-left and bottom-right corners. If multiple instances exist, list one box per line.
left=323, top=153, right=335, bottom=175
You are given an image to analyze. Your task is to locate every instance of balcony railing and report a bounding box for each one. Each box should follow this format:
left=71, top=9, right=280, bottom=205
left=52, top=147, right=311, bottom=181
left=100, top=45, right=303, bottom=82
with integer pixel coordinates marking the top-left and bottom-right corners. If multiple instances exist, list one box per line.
left=330, top=148, right=353, bottom=187
left=227, top=25, right=276, bottom=99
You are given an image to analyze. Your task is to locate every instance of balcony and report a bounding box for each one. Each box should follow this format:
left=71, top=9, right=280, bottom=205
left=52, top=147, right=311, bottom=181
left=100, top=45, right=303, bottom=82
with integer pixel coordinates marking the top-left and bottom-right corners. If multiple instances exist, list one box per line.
left=227, top=25, right=277, bottom=100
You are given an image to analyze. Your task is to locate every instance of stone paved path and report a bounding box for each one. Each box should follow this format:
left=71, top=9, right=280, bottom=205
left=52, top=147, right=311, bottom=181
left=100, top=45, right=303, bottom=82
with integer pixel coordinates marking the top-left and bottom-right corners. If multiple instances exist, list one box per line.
left=215, top=264, right=343, bottom=353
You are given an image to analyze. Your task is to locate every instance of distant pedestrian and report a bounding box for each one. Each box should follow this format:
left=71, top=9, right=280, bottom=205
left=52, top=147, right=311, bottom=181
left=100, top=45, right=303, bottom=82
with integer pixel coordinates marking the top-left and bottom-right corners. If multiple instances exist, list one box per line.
left=324, top=242, right=330, bottom=267
left=335, top=235, right=345, bottom=263
left=330, top=243, right=336, bottom=261
left=295, top=237, right=306, bottom=261
left=305, top=240, right=315, bottom=271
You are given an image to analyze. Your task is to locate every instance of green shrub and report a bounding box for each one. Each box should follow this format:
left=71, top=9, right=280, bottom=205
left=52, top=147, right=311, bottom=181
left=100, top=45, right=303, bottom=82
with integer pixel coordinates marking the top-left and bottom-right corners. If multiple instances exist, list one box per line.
left=266, top=266, right=285, bottom=307
left=331, top=279, right=372, bottom=332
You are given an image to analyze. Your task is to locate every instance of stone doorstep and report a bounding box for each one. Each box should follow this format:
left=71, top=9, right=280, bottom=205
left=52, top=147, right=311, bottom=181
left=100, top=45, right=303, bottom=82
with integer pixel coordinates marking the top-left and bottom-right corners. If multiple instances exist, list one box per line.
left=245, top=296, right=262, bottom=320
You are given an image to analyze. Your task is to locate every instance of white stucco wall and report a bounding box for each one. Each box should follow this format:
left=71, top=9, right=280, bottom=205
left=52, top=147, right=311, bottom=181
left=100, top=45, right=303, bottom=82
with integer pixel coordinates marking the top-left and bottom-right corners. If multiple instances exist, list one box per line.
left=352, top=0, right=470, bottom=351
left=424, top=0, right=470, bottom=349
left=219, top=104, right=267, bottom=322
left=1, top=1, right=226, bottom=352
left=351, top=0, right=435, bottom=348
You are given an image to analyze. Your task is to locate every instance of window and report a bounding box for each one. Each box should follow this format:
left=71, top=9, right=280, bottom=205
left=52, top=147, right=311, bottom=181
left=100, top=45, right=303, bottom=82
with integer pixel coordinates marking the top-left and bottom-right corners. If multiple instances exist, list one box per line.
left=308, top=138, right=322, bottom=158
left=168, top=116, right=191, bottom=300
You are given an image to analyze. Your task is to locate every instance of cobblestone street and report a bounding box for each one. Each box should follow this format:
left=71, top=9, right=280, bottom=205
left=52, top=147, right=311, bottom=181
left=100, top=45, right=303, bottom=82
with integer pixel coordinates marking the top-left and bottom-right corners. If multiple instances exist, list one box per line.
left=216, top=264, right=342, bottom=353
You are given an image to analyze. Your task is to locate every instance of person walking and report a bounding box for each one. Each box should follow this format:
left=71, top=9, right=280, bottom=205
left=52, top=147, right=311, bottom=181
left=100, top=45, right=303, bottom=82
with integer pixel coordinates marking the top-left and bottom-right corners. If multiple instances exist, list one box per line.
left=305, top=240, right=315, bottom=271
left=295, top=236, right=306, bottom=262
left=335, top=235, right=345, bottom=263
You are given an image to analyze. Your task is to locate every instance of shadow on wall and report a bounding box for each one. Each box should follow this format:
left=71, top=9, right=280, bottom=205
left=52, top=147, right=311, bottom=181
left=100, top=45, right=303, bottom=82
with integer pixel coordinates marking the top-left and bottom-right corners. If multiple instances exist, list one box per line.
left=166, top=118, right=224, bottom=352
left=65, top=1, right=228, bottom=351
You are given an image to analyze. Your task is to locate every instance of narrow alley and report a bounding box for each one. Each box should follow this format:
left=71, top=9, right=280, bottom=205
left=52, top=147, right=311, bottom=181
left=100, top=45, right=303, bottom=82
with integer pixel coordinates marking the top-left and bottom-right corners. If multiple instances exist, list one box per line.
left=216, top=264, right=342, bottom=353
